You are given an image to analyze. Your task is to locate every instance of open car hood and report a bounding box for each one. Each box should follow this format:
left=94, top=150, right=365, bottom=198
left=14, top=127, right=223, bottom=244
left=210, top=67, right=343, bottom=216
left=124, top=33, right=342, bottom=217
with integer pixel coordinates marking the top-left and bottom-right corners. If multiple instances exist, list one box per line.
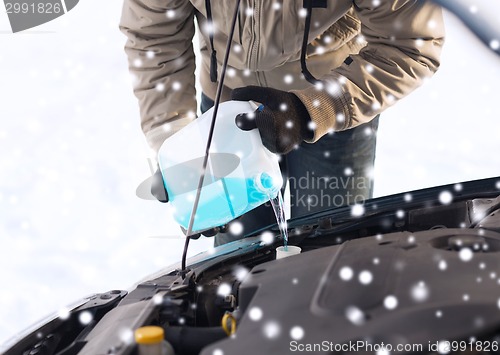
left=3, top=176, right=500, bottom=355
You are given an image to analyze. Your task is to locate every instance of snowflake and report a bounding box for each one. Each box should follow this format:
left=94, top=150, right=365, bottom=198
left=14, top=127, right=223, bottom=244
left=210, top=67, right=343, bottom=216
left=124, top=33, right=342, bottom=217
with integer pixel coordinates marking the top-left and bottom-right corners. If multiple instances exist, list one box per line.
left=245, top=7, right=253, bottom=16
left=386, top=93, right=396, bottom=104
left=436, top=310, right=443, bottom=318
left=438, top=191, right=453, bottom=205
left=415, top=38, right=424, bottom=47
left=373, top=258, right=380, bottom=265
left=427, top=19, right=437, bottom=29
left=133, top=58, right=142, bottom=67
left=234, top=266, right=249, bottom=281
left=229, top=221, right=243, bottom=235
left=272, top=2, right=281, bottom=10
left=263, top=321, right=281, bottom=339
left=217, top=283, right=231, bottom=296
left=155, top=83, right=165, bottom=92
left=227, top=68, right=236, bottom=77
left=213, top=350, right=224, bottom=355
left=344, top=167, right=353, bottom=176
left=233, top=44, right=242, bottom=53
left=290, top=326, right=305, bottom=340
left=285, top=120, right=294, bottom=129
left=249, top=307, right=263, bottom=321
left=438, top=260, right=447, bottom=271
left=383, top=295, right=398, bottom=310
left=469, top=5, right=478, bottom=13
left=358, top=270, right=373, bottom=285
left=410, top=281, right=429, bottom=302
left=396, top=210, right=405, bottom=219
left=459, top=248, right=473, bottom=262
left=58, top=307, right=70, bottom=320
left=326, top=82, right=342, bottom=96
left=172, top=81, right=181, bottom=91
left=284, top=74, right=293, bottom=84
left=404, top=193, right=412, bottom=202
left=463, top=294, right=470, bottom=302
left=165, top=9, right=175, bottom=18
left=372, top=0, right=381, bottom=7
left=280, top=103, right=288, bottom=111
left=315, top=46, right=325, bottom=55
left=153, top=294, right=163, bottom=304
left=336, top=113, right=345, bottom=123
left=118, top=327, right=134, bottom=344
left=298, top=8, right=307, bottom=18
left=292, top=278, right=299, bottom=285
left=146, top=50, right=155, bottom=59
left=371, top=101, right=381, bottom=111
left=339, top=266, right=354, bottom=281
left=351, top=204, right=365, bottom=217
left=365, top=64, right=374, bottom=73
left=454, top=183, right=463, bottom=192
left=491, top=40, right=500, bottom=50
left=345, top=306, right=365, bottom=326
left=243, top=69, right=251, bottom=77
left=260, top=231, right=274, bottom=245
left=437, top=340, right=449, bottom=354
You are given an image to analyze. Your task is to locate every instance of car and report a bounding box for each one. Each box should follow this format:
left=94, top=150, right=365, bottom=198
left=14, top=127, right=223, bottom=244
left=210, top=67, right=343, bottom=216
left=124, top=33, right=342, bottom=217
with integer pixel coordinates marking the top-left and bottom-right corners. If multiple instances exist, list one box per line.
left=2, top=176, right=500, bottom=355
left=2, top=1, right=499, bottom=354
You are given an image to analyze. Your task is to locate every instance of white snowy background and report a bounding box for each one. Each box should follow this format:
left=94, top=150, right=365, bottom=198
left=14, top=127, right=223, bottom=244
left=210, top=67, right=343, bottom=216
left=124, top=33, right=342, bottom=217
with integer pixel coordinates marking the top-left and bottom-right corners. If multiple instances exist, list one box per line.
left=0, top=0, right=499, bottom=348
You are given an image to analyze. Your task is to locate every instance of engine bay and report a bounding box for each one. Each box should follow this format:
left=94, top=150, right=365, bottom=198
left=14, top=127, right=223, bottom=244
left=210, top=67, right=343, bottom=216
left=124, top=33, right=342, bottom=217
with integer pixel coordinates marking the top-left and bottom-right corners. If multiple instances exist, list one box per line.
left=6, top=178, right=500, bottom=355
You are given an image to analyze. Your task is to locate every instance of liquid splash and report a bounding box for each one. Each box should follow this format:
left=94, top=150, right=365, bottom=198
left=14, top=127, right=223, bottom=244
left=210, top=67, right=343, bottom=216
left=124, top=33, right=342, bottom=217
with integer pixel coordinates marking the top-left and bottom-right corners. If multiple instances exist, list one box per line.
left=268, top=191, right=288, bottom=251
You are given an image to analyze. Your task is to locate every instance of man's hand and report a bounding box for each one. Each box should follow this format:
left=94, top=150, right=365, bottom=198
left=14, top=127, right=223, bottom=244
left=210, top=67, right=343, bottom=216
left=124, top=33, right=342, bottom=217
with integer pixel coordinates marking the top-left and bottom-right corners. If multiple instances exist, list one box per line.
left=231, top=86, right=313, bottom=154
left=151, top=166, right=169, bottom=203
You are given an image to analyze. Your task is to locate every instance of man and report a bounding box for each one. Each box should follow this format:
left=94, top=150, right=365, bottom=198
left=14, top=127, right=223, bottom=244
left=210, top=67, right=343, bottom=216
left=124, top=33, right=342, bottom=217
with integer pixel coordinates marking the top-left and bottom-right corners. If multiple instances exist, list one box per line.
left=120, top=0, right=444, bottom=242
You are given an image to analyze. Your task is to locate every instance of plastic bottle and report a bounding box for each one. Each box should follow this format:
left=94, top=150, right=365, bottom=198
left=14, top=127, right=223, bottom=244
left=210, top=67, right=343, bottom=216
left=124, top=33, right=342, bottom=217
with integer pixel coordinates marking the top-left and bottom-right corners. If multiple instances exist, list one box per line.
left=157, top=100, right=283, bottom=233
left=135, top=326, right=175, bottom=355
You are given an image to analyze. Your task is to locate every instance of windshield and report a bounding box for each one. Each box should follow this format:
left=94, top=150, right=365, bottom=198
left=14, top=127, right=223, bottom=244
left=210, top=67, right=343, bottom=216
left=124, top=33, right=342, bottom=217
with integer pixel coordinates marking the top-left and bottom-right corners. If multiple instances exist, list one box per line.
left=0, top=0, right=499, bottom=349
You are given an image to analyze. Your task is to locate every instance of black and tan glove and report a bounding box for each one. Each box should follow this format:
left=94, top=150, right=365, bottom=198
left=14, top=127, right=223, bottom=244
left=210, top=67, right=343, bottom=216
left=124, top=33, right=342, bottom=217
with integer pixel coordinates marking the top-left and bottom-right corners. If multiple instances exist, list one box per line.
left=231, top=86, right=313, bottom=154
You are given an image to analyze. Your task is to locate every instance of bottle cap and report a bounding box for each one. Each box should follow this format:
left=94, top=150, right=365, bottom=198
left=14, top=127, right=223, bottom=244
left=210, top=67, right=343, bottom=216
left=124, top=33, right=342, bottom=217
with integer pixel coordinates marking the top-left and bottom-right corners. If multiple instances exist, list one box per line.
left=254, top=172, right=278, bottom=193
left=134, top=326, right=164, bottom=344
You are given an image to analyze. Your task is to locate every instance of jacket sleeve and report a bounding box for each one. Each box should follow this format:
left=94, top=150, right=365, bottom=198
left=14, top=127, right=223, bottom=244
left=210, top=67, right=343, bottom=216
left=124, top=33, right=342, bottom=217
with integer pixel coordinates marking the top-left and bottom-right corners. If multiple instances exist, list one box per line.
left=119, top=0, right=197, bottom=152
left=293, top=0, right=445, bottom=142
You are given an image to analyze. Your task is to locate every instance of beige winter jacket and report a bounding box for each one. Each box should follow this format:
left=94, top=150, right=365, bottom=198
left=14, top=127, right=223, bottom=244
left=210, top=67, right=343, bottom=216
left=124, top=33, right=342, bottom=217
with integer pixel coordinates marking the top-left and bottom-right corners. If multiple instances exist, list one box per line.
left=120, top=0, right=445, bottom=152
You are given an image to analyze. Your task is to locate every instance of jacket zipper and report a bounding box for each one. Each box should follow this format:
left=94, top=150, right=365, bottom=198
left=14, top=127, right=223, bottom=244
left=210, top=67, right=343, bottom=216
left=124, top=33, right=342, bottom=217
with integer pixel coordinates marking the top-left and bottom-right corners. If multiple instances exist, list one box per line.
left=249, top=0, right=260, bottom=73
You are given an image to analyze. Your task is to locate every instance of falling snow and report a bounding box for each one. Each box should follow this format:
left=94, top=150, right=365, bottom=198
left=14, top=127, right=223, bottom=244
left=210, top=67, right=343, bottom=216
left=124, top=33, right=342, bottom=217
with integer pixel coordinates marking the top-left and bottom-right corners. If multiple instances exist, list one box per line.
left=410, top=282, right=430, bottom=302
left=290, top=326, right=305, bottom=340
left=229, top=221, right=244, bottom=235
left=359, top=270, right=373, bottom=285
left=339, top=266, right=354, bottom=281
left=233, top=266, right=249, bottom=281
left=58, top=307, right=70, bottom=320
left=439, top=191, right=453, bottom=205
left=351, top=204, right=365, bottom=217
left=383, top=295, right=398, bottom=310
left=345, top=306, right=365, bottom=326
left=249, top=307, right=263, bottom=321
left=263, top=321, right=281, bottom=339
left=438, top=260, right=447, bottom=271
left=260, top=231, right=274, bottom=245
left=459, top=248, right=473, bottom=262
left=217, top=283, right=231, bottom=297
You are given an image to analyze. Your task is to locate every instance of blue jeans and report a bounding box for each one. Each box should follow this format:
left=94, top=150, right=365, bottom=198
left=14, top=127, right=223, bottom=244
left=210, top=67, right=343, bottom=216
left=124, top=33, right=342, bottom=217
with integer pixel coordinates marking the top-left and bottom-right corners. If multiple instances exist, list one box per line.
left=200, top=93, right=379, bottom=245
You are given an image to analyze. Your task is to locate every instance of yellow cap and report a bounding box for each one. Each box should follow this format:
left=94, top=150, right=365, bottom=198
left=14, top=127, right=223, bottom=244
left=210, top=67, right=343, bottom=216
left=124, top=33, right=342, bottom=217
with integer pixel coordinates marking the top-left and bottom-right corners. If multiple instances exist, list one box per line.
left=134, top=326, right=164, bottom=344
